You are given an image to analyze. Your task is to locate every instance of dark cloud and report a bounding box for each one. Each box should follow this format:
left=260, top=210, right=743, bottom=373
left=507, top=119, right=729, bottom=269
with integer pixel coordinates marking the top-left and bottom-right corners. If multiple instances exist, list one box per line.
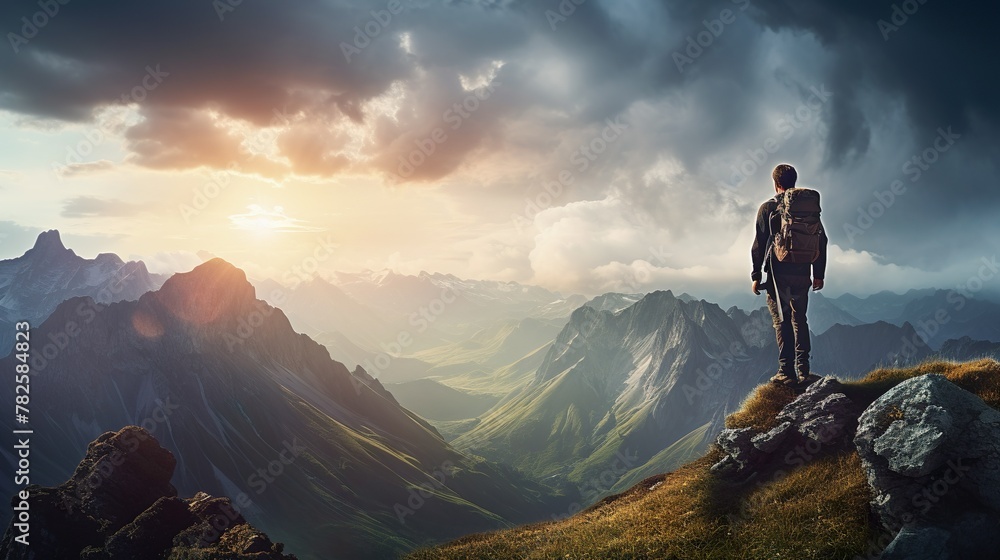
left=745, top=0, right=1000, bottom=147
left=0, top=0, right=522, bottom=180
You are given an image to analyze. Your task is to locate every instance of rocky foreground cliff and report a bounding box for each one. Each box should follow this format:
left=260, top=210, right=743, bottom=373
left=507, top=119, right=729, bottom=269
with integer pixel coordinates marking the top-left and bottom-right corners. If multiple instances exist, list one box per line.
left=0, top=426, right=295, bottom=560
left=412, top=358, right=1000, bottom=559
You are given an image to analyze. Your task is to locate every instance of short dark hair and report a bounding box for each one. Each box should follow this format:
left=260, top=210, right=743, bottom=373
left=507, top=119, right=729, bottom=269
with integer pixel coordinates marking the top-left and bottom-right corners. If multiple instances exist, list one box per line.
left=772, top=164, right=797, bottom=190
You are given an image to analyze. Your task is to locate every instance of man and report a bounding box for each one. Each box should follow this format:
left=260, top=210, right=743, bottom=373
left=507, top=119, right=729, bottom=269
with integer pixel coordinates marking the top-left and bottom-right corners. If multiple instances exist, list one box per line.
left=751, top=164, right=828, bottom=387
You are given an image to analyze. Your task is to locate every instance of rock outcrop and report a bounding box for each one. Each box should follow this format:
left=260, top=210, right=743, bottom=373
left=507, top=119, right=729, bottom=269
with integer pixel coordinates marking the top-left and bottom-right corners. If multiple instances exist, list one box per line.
left=711, top=377, right=858, bottom=480
left=855, top=374, right=1000, bottom=559
left=0, top=426, right=296, bottom=560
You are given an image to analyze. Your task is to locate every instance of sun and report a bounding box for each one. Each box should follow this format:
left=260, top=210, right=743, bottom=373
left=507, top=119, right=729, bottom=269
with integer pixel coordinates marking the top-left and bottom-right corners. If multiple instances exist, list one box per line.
left=245, top=215, right=282, bottom=232
left=228, top=204, right=320, bottom=234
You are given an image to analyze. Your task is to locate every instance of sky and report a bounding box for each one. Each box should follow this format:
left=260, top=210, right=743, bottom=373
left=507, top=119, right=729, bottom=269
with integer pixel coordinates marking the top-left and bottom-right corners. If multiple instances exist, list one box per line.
left=1, top=0, right=998, bottom=299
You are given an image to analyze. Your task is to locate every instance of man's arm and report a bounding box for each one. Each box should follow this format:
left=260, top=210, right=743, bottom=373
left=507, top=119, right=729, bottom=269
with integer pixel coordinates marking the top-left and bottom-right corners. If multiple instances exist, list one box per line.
left=812, top=225, right=829, bottom=290
left=751, top=202, right=770, bottom=282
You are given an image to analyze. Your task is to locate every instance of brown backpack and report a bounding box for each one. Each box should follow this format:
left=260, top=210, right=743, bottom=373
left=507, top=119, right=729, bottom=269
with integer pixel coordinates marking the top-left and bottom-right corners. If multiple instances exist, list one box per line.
left=771, top=188, right=823, bottom=263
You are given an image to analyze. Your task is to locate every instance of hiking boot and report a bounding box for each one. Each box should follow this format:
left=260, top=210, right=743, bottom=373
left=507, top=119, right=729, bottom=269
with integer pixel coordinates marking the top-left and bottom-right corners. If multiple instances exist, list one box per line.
left=769, top=373, right=799, bottom=387
left=796, top=373, right=820, bottom=388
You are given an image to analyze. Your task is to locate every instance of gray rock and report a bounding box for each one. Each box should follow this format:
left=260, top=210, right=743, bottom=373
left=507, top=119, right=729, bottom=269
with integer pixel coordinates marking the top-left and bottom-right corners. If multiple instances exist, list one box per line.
left=717, top=428, right=755, bottom=457
left=798, top=393, right=854, bottom=442
left=709, top=455, right=742, bottom=476
left=712, top=377, right=856, bottom=479
left=855, top=374, right=1000, bottom=526
left=752, top=422, right=794, bottom=454
left=776, top=377, right=845, bottom=425
left=855, top=374, right=1000, bottom=559
left=711, top=428, right=758, bottom=474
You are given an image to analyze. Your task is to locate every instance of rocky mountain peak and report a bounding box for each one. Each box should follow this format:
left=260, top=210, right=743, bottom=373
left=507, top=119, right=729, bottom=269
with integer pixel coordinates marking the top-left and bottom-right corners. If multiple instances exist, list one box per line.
left=26, top=230, right=73, bottom=259
left=151, top=258, right=257, bottom=325
left=93, top=252, right=127, bottom=267
left=72, top=426, right=179, bottom=532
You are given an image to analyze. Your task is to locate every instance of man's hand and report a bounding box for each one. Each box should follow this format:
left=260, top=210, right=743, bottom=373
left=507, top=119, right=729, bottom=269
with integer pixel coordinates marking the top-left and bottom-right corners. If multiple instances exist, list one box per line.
left=813, top=278, right=825, bottom=291
left=752, top=280, right=761, bottom=295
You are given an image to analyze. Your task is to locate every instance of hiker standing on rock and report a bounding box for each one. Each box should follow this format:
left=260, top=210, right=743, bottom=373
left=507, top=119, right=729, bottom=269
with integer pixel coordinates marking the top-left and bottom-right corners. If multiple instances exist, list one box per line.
left=750, top=164, right=828, bottom=387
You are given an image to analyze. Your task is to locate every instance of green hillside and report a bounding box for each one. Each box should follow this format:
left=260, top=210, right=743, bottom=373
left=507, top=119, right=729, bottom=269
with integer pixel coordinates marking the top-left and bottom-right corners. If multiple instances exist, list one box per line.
left=410, top=317, right=564, bottom=396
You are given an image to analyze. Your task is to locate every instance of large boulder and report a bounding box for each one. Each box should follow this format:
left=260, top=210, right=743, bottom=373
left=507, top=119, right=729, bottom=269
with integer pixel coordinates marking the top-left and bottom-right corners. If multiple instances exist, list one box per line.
left=712, top=377, right=857, bottom=480
left=855, top=374, right=1000, bottom=558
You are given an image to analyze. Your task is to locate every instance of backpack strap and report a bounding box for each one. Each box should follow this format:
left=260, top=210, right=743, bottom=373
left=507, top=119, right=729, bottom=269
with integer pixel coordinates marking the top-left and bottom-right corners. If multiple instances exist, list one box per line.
left=767, top=195, right=785, bottom=322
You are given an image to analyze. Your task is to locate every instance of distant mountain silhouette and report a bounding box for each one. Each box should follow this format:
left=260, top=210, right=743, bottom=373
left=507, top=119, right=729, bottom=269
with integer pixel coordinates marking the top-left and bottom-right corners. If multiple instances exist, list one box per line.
left=385, top=379, right=502, bottom=421
left=832, top=289, right=936, bottom=324
left=0, top=230, right=163, bottom=354
left=811, top=321, right=932, bottom=374
left=250, top=275, right=394, bottom=353
left=727, top=305, right=774, bottom=348
left=807, top=293, right=863, bottom=334
left=583, top=293, right=642, bottom=313
left=893, top=290, right=1000, bottom=345
left=258, top=270, right=583, bottom=359
left=940, top=336, right=1000, bottom=360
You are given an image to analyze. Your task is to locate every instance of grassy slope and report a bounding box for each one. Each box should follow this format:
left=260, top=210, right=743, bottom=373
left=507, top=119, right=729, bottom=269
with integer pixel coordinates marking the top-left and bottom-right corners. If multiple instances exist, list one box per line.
left=410, top=358, right=1000, bottom=560
left=608, top=422, right=713, bottom=495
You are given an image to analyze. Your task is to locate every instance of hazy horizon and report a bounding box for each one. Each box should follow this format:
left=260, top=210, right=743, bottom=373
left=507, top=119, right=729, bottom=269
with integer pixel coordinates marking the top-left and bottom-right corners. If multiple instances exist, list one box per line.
left=5, top=228, right=1000, bottom=309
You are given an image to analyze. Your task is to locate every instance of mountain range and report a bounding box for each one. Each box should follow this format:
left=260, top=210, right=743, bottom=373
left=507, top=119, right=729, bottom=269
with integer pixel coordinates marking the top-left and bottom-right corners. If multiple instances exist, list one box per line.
left=0, top=259, right=564, bottom=560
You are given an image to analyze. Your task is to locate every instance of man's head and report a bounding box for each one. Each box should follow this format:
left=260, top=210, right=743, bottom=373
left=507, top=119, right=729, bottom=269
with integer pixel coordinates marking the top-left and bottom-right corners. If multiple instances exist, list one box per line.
left=772, top=164, right=798, bottom=192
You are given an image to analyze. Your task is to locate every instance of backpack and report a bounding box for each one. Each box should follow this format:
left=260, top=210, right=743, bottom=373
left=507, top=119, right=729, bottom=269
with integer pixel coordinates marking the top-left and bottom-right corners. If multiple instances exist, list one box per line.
left=771, top=188, right=823, bottom=264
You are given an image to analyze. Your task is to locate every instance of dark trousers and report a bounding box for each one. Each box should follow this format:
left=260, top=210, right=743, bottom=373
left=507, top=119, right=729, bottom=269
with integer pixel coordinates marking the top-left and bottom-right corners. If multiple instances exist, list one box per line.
left=765, top=276, right=811, bottom=378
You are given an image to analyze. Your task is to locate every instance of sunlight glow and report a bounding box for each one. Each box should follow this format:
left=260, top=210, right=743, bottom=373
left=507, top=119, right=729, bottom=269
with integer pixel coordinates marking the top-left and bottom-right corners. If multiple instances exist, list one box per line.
left=228, top=205, right=323, bottom=233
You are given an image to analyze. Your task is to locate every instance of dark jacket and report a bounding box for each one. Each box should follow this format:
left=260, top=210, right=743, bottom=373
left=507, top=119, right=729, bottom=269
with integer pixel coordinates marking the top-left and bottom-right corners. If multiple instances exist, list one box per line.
left=751, top=194, right=828, bottom=282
